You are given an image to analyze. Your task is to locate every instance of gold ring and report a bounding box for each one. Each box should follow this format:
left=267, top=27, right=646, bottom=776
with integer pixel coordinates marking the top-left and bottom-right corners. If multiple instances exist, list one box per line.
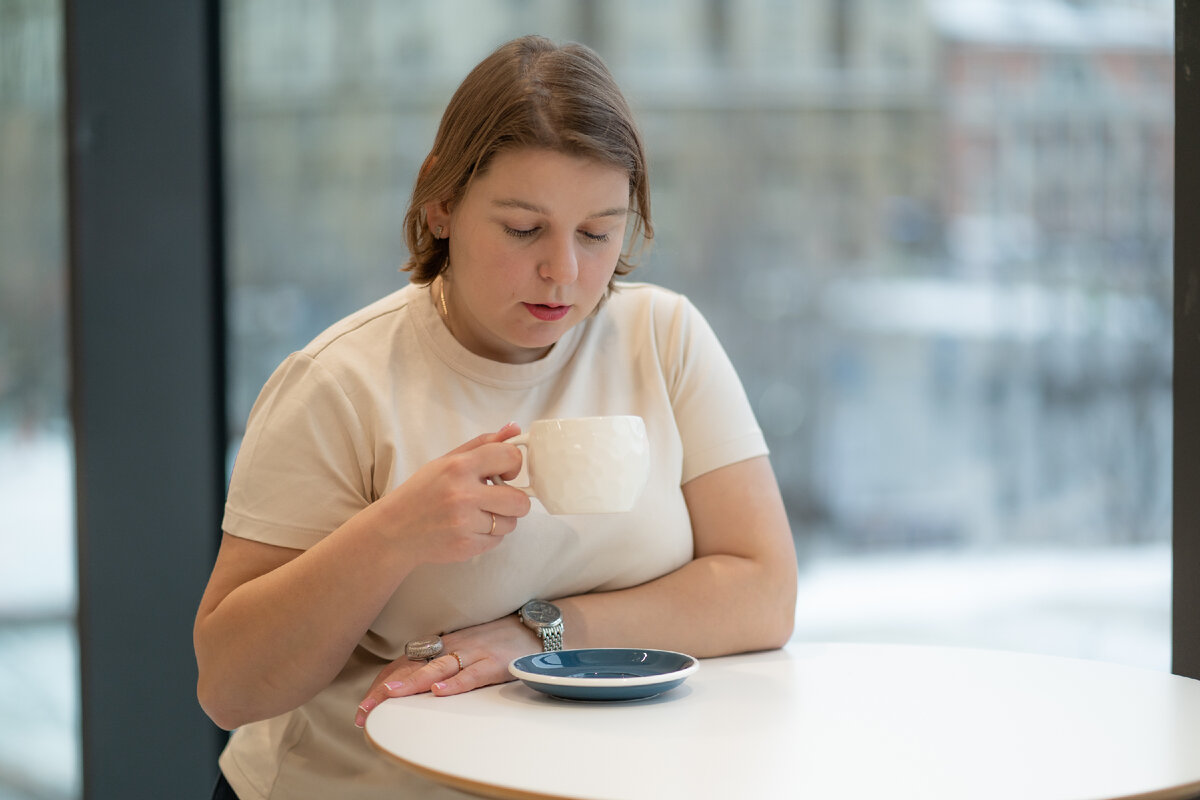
left=489, top=513, right=497, bottom=535
left=450, top=651, right=464, bottom=672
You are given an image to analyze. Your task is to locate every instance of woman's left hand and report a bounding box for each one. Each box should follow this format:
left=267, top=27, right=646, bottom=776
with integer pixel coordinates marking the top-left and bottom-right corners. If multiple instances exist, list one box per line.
left=355, top=613, right=539, bottom=727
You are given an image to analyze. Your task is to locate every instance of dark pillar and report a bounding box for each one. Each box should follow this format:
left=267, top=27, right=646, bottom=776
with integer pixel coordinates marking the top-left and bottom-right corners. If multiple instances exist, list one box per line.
left=65, top=1, right=227, bottom=795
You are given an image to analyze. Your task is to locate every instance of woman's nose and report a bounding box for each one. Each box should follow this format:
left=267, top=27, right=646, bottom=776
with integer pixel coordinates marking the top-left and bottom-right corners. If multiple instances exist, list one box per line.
left=538, top=237, right=579, bottom=284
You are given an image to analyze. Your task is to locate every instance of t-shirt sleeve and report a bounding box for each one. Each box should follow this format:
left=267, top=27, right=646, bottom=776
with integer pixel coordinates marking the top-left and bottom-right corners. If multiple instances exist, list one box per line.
left=653, top=293, right=768, bottom=484
left=222, top=352, right=374, bottom=550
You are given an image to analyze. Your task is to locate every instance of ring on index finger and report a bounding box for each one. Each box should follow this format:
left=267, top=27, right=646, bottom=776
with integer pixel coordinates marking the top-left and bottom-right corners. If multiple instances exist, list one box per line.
left=404, top=635, right=444, bottom=662
left=489, top=512, right=497, bottom=535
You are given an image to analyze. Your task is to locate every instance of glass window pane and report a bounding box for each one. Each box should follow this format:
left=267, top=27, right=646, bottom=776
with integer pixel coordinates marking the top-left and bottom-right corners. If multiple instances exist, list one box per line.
left=225, top=0, right=1172, bottom=671
left=0, top=0, right=80, bottom=797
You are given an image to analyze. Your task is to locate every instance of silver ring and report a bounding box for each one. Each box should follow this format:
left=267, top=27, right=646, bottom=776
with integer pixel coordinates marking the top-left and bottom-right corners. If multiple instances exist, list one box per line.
left=404, top=635, right=444, bottom=662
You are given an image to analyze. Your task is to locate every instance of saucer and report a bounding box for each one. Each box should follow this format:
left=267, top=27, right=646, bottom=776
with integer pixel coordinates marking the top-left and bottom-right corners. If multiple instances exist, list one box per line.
left=509, top=648, right=699, bottom=701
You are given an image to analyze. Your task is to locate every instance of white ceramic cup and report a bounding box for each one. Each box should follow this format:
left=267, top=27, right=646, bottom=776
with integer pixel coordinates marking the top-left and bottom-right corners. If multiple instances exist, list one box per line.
left=502, top=416, right=650, bottom=515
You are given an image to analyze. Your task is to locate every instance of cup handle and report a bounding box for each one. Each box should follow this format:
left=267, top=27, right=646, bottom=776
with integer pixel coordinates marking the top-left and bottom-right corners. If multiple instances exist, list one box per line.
left=489, top=434, right=535, bottom=497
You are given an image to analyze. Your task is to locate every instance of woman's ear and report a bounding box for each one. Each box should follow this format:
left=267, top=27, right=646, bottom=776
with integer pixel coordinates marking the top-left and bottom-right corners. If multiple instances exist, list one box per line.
left=425, top=199, right=452, bottom=238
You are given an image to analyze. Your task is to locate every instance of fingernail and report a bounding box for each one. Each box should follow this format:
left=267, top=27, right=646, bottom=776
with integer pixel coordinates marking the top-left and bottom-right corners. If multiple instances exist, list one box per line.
left=432, top=682, right=447, bottom=692
left=383, top=681, right=404, bottom=692
left=355, top=697, right=378, bottom=727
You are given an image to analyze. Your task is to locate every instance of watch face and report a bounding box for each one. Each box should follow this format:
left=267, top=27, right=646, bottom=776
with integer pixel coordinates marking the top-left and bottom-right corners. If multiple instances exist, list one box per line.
left=523, top=600, right=561, bottom=625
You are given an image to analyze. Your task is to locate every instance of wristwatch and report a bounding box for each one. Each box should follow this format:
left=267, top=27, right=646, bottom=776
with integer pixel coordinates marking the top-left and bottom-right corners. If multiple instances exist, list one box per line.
left=518, top=599, right=564, bottom=652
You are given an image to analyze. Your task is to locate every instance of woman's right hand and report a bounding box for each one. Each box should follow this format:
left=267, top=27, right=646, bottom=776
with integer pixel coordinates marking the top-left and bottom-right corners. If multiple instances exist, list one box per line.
left=196, top=423, right=530, bottom=729
left=368, top=422, right=531, bottom=564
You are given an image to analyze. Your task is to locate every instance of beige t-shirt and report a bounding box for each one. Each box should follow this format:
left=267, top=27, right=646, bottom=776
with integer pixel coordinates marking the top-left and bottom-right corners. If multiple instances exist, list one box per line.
left=218, top=280, right=768, bottom=799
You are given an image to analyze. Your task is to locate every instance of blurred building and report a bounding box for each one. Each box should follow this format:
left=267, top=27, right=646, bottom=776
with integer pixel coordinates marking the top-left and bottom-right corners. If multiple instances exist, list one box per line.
left=2, top=0, right=1174, bottom=551
left=813, top=0, right=1172, bottom=547
left=0, top=0, right=66, bottom=434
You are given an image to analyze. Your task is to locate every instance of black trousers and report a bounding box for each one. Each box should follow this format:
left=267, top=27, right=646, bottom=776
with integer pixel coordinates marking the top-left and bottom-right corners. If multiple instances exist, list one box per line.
left=211, top=772, right=240, bottom=800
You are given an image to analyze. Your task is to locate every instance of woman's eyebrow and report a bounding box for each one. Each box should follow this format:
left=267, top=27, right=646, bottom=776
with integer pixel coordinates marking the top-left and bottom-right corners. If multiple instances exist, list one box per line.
left=492, top=198, right=628, bottom=220
left=588, top=206, right=630, bottom=220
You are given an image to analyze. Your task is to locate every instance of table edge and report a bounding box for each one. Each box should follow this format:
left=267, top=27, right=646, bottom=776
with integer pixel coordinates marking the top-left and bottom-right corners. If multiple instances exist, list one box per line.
left=1111, top=782, right=1200, bottom=800
left=365, top=726, right=580, bottom=800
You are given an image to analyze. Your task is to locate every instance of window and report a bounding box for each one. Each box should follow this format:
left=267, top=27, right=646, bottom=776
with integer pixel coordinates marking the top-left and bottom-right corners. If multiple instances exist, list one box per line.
left=0, top=0, right=79, bottom=797
left=225, top=0, right=1173, bottom=671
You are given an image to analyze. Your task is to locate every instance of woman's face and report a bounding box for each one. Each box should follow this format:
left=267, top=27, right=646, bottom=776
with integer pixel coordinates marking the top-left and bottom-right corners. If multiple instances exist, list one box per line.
left=428, top=148, right=630, bottom=364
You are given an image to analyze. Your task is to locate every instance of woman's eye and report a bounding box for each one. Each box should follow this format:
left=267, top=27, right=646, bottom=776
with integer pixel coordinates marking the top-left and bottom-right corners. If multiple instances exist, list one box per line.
left=504, top=225, right=610, bottom=243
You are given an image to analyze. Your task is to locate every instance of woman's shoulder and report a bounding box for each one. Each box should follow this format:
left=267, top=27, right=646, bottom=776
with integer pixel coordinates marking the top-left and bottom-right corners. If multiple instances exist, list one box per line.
left=607, top=281, right=696, bottom=318
left=607, top=281, right=716, bottom=334
left=300, top=284, right=422, bottom=359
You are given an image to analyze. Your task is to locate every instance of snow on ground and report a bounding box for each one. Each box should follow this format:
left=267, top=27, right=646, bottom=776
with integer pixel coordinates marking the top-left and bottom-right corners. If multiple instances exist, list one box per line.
left=792, top=543, right=1171, bottom=672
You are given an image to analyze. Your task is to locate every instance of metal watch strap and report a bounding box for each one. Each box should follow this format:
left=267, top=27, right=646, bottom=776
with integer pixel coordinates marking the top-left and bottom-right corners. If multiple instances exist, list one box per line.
left=540, top=625, right=563, bottom=652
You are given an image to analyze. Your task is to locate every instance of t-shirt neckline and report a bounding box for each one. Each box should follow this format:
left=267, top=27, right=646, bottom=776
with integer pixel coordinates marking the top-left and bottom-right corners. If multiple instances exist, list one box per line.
left=410, top=281, right=586, bottom=389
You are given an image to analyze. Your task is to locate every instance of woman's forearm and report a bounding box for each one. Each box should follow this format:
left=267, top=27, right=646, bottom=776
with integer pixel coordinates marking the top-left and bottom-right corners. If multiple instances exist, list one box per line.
left=557, top=456, right=798, bottom=657
left=194, top=506, right=415, bottom=729
left=557, top=550, right=796, bottom=657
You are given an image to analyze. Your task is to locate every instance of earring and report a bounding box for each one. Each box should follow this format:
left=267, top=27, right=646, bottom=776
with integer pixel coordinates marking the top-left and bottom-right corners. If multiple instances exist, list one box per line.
left=435, top=226, right=445, bottom=239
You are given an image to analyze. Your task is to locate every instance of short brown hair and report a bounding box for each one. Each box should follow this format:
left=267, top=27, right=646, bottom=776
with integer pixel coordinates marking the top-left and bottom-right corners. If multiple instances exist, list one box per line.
left=402, top=35, right=653, bottom=284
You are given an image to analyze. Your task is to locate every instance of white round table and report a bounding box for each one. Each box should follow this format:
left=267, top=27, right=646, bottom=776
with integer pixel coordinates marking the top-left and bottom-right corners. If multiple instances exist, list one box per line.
left=365, top=642, right=1200, bottom=800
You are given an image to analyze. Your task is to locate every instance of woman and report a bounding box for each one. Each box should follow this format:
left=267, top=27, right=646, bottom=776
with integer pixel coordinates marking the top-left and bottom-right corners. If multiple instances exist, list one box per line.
left=195, top=34, right=797, bottom=800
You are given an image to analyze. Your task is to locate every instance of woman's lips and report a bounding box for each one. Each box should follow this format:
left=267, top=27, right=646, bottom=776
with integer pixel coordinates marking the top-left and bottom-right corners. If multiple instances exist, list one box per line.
left=524, top=303, right=571, bottom=322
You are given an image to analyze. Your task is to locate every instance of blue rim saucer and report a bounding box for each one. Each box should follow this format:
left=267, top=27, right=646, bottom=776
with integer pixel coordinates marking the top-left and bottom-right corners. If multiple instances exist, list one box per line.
left=508, top=648, right=699, bottom=701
